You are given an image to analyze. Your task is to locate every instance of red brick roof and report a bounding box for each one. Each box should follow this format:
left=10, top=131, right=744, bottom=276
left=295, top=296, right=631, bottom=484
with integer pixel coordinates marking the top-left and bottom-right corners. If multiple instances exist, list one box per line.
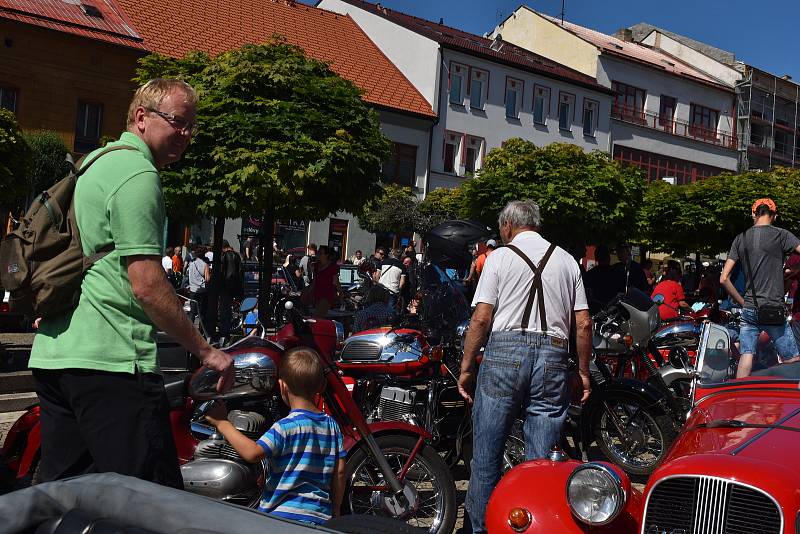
left=0, top=0, right=146, bottom=50
left=337, top=0, right=609, bottom=94
left=115, top=0, right=434, bottom=118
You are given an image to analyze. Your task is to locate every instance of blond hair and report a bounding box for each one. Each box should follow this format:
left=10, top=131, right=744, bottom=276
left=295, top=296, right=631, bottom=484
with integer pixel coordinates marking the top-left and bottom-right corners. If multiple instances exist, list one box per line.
left=126, top=78, right=197, bottom=128
left=280, top=348, right=326, bottom=399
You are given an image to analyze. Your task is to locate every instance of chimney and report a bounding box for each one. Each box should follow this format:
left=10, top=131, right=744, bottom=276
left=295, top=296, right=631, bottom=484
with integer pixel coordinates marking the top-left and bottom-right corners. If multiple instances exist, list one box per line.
left=782, top=74, right=793, bottom=81
left=620, top=28, right=633, bottom=42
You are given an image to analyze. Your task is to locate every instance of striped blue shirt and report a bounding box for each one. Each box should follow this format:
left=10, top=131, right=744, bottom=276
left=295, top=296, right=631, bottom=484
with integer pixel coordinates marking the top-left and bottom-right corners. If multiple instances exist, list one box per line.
left=256, top=409, right=345, bottom=524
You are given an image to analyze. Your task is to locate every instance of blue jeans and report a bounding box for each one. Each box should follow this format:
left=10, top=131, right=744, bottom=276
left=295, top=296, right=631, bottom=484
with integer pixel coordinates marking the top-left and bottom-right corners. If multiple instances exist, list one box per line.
left=739, top=308, right=799, bottom=360
left=465, top=331, right=570, bottom=533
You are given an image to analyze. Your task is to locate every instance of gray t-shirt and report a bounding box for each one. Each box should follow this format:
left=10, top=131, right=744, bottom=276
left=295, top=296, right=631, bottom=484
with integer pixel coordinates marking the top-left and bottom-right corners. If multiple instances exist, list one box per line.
left=729, top=225, right=800, bottom=307
left=188, top=257, right=208, bottom=293
left=299, top=254, right=315, bottom=285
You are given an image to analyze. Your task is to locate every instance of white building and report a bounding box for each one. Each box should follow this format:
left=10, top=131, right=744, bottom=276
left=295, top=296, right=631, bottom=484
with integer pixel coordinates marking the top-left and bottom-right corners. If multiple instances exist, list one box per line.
left=318, top=0, right=613, bottom=192
left=492, top=8, right=739, bottom=184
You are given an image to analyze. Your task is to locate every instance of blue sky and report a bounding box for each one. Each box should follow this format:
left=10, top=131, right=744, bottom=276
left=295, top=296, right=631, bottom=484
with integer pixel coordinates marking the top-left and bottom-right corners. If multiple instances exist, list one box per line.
left=307, top=0, right=800, bottom=81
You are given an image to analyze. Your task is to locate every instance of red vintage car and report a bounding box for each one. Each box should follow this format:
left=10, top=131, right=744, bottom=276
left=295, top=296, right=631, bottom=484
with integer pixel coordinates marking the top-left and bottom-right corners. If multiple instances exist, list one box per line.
left=486, top=321, right=800, bottom=533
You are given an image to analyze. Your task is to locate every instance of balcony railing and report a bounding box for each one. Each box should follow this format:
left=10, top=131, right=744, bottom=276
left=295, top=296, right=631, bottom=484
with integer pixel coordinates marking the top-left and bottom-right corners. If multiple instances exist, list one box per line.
left=612, top=104, right=737, bottom=150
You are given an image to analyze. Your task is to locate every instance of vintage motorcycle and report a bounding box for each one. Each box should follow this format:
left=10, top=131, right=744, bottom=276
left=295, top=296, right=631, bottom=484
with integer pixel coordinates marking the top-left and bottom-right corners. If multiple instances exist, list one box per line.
left=576, top=288, right=687, bottom=476
left=336, top=263, right=478, bottom=471
left=1, top=303, right=457, bottom=534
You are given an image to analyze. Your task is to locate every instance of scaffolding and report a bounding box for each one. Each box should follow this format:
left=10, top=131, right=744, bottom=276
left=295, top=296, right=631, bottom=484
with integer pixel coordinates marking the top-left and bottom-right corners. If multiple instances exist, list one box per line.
left=735, top=66, right=800, bottom=171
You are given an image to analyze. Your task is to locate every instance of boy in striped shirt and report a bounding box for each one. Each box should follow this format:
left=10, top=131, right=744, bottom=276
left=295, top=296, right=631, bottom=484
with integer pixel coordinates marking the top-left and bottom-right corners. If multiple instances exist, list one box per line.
left=205, top=348, right=346, bottom=524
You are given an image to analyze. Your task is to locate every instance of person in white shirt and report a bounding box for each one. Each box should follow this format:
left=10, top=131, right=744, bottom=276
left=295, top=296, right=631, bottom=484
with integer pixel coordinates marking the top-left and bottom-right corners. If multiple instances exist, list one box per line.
left=161, top=252, right=173, bottom=273
left=458, top=200, right=592, bottom=534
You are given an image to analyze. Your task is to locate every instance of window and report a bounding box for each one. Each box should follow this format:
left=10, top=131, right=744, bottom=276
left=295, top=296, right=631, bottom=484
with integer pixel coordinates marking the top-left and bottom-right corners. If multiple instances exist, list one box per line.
left=533, top=85, right=550, bottom=125
left=449, top=63, right=466, bottom=105
left=443, top=131, right=461, bottom=174
left=382, top=142, right=418, bottom=187
left=558, top=92, right=575, bottom=130
left=74, top=101, right=103, bottom=153
left=0, top=85, right=17, bottom=113
left=614, top=145, right=726, bottom=185
left=505, top=77, right=523, bottom=119
left=689, top=104, right=719, bottom=140
left=582, top=98, right=598, bottom=137
left=464, top=136, right=483, bottom=174
left=612, top=81, right=646, bottom=120
left=659, top=96, right=676, bottom=132
left=469, top=68, right=488, bottom=110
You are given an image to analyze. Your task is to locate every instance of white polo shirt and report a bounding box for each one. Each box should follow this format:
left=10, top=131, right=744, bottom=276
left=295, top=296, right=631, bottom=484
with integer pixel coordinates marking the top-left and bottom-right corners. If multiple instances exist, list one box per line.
left=472, top=231, right=588, bottom=339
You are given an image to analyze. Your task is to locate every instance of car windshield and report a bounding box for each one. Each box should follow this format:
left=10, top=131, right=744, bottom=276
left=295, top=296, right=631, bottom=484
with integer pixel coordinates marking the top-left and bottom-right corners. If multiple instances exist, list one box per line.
left=696, top=322, right=800, bottom=385
left=339, top=266, right=358, bottom=287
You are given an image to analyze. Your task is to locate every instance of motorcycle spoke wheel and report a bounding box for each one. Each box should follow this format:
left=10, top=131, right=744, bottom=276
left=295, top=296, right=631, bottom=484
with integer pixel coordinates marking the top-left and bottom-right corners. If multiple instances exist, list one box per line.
left=344, top=436, right=456, bottom=534
left=595, top=400, right=669, bottom=475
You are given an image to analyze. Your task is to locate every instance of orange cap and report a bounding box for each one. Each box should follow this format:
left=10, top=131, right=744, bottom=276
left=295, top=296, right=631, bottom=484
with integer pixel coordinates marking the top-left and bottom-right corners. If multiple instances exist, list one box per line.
left=752, top=198, right=777, bottom=215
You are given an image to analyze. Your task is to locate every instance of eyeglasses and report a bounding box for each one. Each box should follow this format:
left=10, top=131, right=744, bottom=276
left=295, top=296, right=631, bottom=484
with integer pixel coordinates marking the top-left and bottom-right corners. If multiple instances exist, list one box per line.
left=147, top=108, right=197, bottom=135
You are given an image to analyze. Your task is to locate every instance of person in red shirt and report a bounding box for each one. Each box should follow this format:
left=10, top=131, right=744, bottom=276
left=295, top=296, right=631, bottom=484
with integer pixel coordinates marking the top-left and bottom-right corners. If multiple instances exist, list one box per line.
left=651, top=263, right=689, bottom=321
left=312, top=245, right=340, bottom=318
left=474, top=239, right=497, bottom=277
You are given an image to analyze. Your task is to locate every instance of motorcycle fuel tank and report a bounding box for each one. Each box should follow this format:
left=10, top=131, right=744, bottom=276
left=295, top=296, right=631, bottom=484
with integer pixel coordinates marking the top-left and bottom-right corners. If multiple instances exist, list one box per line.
left=181, top=458, right=261, bottom=506
left=339, top=331, right=425, bottom=363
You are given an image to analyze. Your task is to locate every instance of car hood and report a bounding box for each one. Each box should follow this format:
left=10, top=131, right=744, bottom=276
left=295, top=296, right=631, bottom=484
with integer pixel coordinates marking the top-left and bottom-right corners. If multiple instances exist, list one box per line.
left=669, top=390, right=800, bottom=463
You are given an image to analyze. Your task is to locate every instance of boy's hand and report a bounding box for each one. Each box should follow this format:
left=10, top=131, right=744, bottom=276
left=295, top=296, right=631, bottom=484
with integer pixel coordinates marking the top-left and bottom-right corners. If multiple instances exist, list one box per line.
left=204, top=401, right=229, bottom=427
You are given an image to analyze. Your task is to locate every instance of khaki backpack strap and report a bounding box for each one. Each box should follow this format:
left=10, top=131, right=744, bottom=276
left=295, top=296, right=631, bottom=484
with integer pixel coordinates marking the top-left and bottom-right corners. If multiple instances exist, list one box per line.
left=506, top=243, right=557, bottom=332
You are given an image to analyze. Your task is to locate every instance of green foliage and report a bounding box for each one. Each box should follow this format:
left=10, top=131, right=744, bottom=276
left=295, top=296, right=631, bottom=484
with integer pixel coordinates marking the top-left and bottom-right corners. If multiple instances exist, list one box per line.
left=638, top=168, right=800, bottom=255
left=417, top=186, right=467, bottom=235
left=358, top=183, right=418, bottom=234
left=134, top=41, right=391, bottom=221
left=23, top=131, right=72, bottom=194
left=461, top=139, right=646, bottom=247
left=0, top=109, right=31, bottom=205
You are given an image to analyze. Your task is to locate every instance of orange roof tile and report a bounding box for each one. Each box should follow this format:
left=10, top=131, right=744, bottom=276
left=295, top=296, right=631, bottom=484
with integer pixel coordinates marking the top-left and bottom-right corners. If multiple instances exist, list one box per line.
left=115, top=0, right=434, bottom=118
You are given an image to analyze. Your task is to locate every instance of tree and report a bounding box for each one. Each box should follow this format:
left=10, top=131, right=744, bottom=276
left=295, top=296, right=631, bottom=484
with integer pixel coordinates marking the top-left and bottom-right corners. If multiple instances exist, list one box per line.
left=135, top=40, right=391, bottom=324
left=638, top=167, right=800, bottom=255
left=358, top=183, right=418, bottom=234
left=0, top=109, right=31, bottom=211
left=417, top=186, right=467, bottom=236
left=23, top=130, right=72, bottom=197
left=461, top=139, right=646, bottom=248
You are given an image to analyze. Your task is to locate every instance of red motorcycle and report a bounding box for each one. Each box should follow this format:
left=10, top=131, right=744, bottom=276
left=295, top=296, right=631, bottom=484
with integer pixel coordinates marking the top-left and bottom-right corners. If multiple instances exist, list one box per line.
left=1, top=303, right=456, bottom=534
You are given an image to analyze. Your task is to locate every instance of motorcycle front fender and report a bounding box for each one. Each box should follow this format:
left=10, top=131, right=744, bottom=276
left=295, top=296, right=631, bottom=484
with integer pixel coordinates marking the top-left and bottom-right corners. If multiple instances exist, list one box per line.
left=342, top=421, right=432, bottom=454
left=0, top=405, right=41, bottom=479
left=658, top=363, right=693, bottom=388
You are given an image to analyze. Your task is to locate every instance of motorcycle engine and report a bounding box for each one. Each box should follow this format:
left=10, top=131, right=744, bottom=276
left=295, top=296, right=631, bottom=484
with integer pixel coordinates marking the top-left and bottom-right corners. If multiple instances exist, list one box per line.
left=182, top=409, right=272, bottom=507
left=375, top=386, right=418, bottom=424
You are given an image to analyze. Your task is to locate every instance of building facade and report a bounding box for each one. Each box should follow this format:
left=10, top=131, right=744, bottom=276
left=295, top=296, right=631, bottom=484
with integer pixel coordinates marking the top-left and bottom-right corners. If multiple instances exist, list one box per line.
left=318, top=0, right=613, bottom=192
left=0, top=2, right=145, bottom=153
left=493, top=8, right=739, bottom=184
left=623, top=24, right=800, bottom=172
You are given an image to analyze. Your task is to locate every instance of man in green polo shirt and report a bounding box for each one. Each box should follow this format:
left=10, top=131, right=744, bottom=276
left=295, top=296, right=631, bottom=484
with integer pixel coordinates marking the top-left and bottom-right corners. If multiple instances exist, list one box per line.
left=30, top=79, right=233, bottom=488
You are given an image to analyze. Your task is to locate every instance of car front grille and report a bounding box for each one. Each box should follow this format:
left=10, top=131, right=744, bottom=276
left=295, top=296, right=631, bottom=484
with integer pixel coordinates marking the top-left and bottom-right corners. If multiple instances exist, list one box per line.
left=340, top=340, right=382, bottom=361
left=643, top=476, right=782, bottom=534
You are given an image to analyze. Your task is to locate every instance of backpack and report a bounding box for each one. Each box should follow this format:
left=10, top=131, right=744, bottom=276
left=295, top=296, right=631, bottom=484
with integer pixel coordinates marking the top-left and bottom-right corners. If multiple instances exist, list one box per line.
left=0, top=145, right=135, bottom=318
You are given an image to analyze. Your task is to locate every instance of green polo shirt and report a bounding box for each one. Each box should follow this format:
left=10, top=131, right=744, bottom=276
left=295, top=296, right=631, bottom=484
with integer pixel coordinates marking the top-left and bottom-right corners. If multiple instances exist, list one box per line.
left=29, top=132, right=166, bottom=374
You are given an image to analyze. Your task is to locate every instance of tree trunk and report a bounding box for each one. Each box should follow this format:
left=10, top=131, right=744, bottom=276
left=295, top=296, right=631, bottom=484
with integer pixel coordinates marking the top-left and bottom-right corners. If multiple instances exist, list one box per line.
left=258, top=206, right=275, bottom=325
left=206, top=217, right=225, bottom=338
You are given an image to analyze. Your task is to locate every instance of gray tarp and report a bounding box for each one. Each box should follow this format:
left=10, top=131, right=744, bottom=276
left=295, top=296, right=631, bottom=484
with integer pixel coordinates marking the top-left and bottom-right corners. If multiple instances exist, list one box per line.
left=0, top=473, right=330, bottom=534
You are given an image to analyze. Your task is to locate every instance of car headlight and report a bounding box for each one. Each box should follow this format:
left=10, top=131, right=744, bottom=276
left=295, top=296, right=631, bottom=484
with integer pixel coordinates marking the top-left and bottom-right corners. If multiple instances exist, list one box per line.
left=566, top=463, right=625, bottom=526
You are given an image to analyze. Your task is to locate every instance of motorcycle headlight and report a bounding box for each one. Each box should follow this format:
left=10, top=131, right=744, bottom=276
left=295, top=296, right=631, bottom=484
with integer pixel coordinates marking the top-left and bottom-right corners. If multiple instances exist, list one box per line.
left=566, top=463, right=625, bottom=526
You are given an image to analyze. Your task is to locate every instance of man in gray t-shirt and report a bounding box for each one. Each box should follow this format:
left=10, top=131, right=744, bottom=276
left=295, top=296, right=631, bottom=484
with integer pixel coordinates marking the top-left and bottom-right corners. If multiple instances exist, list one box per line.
left=299, top=243, right=317, bottom=287
left=721, top=198, right=800, bottom=377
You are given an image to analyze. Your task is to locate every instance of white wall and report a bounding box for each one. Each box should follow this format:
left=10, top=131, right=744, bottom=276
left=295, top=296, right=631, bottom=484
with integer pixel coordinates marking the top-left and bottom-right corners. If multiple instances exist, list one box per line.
left=598, top=55, right=738, bottom=170
left=318, top=0, right=441, bottom=108
left=429, top=48, right=612, bottom=182
left=640, top=31, right=741, bottom=88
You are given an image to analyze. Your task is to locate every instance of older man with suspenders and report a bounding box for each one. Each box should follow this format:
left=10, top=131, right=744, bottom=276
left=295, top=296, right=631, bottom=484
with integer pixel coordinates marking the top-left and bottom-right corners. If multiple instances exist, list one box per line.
left=458, top=200, right=592, bottom=533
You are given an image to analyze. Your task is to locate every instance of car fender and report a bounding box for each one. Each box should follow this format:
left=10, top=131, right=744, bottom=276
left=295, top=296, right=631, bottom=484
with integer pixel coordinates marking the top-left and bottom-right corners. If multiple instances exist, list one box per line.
left=486, top=459, right=642, bottom=533
left=342, top=421, right=431, bottom=454
left=17, top=420, right=40, bottom=478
